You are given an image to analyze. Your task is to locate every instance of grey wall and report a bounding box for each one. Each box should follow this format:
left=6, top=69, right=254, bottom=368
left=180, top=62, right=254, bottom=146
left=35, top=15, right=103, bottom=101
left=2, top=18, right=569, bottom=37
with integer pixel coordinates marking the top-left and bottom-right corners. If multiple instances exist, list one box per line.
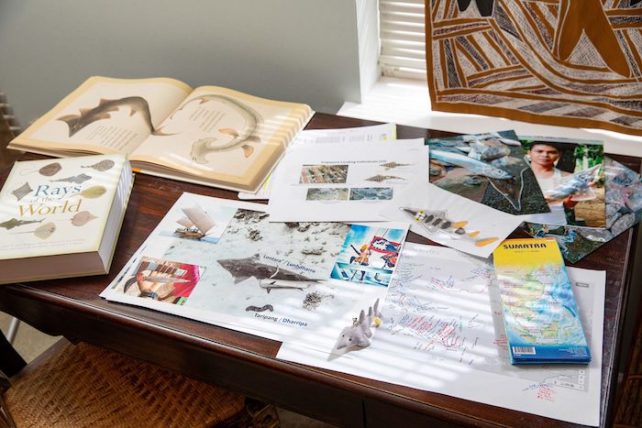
left=0, top=0, right=365, bottom=126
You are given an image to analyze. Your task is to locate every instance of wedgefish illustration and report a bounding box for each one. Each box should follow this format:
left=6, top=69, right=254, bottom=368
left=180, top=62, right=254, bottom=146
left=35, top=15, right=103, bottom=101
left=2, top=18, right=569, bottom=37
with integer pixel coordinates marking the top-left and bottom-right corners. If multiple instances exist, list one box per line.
left=57, top=96, right=159, bottom=137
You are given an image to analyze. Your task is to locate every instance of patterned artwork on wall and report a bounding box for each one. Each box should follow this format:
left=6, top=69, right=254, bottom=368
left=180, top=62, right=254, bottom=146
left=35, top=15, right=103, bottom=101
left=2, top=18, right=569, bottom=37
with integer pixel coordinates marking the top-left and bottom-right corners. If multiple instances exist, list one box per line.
left=426, top=0, right=642, bottom=136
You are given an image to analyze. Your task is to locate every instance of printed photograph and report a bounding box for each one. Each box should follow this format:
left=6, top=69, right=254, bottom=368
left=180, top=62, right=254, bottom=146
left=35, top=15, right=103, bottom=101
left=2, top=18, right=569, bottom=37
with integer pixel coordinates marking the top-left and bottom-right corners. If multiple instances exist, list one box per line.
left=428, top=130, right=549, bottom=215
left=118, top=256, right=202, bottom=305
left=306, top=187, right=350, bottom=201
left=349, top=187, right=393, bottom=201
left=299, top=164, right=349, bottom=184
left=331, top=224, right=406, bottom=287
left=521, top=137, right=605, bottom=228
left=161, top=199, right=237, bottom=243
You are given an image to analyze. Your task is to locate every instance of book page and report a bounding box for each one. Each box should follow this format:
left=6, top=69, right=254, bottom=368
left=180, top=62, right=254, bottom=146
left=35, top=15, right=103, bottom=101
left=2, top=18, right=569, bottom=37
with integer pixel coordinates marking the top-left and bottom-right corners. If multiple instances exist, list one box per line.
left=129, top=86, right=313, bottom=192
left=11, top=76, right=191, bottom=155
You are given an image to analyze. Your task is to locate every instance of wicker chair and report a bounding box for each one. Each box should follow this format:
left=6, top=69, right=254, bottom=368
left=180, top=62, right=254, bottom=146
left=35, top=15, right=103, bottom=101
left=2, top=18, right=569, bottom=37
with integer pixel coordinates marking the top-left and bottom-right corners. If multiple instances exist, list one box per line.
left=0, top=338, right=279, bottom=427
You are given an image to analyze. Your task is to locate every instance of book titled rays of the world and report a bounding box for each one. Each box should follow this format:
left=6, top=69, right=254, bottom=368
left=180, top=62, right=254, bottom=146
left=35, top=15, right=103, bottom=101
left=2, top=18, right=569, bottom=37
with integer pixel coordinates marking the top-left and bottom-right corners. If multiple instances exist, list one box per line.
left=493, top=238, right=591, bottom=364
left=8, top=76, right=313, bottom=192
left=0, top=154, right=132, bottom=284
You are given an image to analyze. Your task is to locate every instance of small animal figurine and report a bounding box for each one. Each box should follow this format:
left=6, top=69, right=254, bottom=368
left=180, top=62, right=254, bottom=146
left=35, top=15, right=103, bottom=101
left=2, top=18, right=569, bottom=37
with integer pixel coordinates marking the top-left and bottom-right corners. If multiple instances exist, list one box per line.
left=335, top=299, right=382, bottom=350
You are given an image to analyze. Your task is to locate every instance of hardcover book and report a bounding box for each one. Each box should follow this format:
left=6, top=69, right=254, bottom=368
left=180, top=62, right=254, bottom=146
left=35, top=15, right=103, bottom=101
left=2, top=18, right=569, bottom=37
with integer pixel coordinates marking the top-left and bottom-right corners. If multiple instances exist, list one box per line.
left=493, top=238, right=590, bottom=364
left=0, top=154, right=133, bottom=284
left=8, top=76, right=314, bottom=192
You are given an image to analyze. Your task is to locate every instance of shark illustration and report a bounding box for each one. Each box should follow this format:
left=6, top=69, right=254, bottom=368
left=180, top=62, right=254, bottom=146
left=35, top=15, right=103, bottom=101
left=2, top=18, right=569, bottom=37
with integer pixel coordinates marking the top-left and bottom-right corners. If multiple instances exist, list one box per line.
left=401, top=208, right=498, bottom=247
left=58, top=96, right=160, bottom=137
left=217, top=254, right=321, bottom=293
left=165, top=94, right=263, bottom=164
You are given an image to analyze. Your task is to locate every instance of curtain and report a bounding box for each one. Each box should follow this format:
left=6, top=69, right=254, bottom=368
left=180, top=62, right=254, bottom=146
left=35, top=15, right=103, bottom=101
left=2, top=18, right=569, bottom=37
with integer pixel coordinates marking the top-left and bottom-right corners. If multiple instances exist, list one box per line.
left=425, top=0, right=642, bottom=136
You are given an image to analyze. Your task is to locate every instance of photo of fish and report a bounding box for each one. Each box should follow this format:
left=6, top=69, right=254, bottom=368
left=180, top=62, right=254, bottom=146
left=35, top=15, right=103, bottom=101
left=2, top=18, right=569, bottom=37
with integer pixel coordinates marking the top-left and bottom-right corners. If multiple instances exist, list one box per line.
left=57, top=96, right=158, bottom=137
left=524, top=157, right=642, bottom=263
left=306, top=188, right=349, bottom=201
left=331, top=224, right=406, bottom=287
left=349, top=187, right=393, bottom=201
left=400, top=208, right=498, bottom=248
left=120, top=256, right=202, bottom=305
left=427, top=130, right=549, bottom=215
left=520, top=136, right=606, bottom=228
left=299, top=164, right=348, bottom=184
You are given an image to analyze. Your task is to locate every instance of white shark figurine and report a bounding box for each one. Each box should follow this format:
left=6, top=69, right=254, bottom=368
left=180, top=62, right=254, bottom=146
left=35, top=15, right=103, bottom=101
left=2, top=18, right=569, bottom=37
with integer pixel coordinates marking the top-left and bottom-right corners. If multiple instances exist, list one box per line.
left=335, top=299, right=382, bottom=350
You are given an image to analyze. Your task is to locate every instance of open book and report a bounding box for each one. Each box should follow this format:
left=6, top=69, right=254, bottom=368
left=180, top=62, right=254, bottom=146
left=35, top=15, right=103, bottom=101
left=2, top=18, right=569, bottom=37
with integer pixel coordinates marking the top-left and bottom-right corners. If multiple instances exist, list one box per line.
left=9, top=76, right=313, bottom=192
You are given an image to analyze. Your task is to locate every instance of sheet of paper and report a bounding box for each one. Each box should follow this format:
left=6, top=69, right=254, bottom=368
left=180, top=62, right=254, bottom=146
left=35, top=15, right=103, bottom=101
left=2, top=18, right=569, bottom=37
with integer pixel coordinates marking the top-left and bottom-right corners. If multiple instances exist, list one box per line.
left=238, top=123, right=397, bottom=200
left=100, top=192, right=407, bottom=346
left=277, top=243, right=604, bottom=426
left=380, top=180, right=522, bottom=257
left=267, top=140, right=428, bottom=222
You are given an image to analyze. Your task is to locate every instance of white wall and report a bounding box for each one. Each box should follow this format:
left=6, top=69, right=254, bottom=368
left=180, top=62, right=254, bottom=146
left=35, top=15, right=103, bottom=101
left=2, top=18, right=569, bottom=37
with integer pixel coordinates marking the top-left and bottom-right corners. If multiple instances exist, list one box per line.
left=0, top=0, right=366, bottom=125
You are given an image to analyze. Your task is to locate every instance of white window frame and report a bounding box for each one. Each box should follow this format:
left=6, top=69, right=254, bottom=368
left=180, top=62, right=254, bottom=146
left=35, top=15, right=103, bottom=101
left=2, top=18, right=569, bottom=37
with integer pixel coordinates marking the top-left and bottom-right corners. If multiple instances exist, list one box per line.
left=378, top=0, right=427, bottom=81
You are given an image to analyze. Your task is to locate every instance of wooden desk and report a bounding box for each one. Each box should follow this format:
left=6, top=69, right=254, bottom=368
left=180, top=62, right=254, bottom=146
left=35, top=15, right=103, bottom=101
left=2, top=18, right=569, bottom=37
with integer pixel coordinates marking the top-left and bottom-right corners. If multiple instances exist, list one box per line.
left=0, top=113, right=639, bottom=427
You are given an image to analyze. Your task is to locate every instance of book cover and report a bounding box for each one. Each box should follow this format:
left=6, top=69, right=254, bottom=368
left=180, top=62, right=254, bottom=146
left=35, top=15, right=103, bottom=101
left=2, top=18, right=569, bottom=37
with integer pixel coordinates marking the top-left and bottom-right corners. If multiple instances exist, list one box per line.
left=0, top=154, right=131, bottom=284
left=8, top=76, right=313, bottom=192
left=493, top=238, right=590, bottom=364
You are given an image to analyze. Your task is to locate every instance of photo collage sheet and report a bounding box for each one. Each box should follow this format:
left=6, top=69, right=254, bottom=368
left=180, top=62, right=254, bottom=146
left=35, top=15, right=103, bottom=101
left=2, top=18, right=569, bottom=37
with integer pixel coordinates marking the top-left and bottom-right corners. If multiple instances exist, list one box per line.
left=101, top=192, right=408, bottom=354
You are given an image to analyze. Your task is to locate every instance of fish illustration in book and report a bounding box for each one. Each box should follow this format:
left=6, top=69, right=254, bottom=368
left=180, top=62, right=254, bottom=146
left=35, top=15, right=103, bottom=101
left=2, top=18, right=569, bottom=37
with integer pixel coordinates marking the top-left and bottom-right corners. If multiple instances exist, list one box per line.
left=401, top=208, right=498, bottom=247
left=160, top=94, right=263, bottom=164
left=57, top=96, right=160, bottom=137
left=217, top=254, right=321, bottom=293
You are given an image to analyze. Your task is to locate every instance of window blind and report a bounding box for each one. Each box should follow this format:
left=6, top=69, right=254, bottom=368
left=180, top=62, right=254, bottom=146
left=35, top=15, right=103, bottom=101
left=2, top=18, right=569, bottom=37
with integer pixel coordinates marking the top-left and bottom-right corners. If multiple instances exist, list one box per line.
left=379, top=0, right=427, bottom=80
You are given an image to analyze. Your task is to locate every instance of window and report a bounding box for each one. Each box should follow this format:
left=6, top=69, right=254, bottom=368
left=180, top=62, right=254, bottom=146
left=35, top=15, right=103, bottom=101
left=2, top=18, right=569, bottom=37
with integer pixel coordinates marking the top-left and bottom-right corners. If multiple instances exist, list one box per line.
left=378, top=0, right=426, bottom=80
